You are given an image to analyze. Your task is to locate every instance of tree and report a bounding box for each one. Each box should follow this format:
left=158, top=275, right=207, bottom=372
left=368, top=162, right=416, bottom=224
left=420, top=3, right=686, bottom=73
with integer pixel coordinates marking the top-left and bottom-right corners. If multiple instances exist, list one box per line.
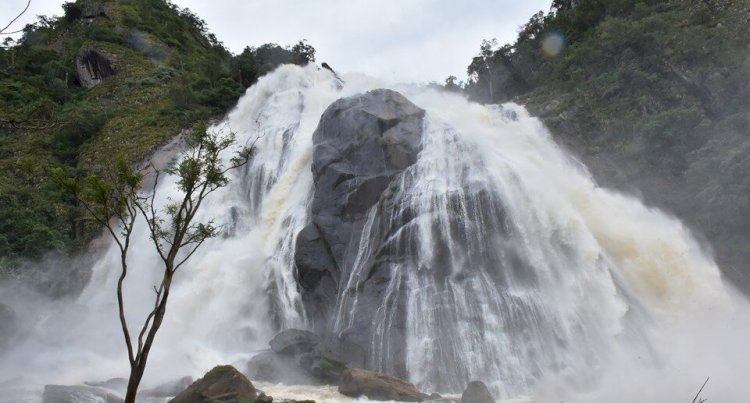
left=467, top=39, right=498, bottom=102
left=291, top=39, right=316, bottom=65
left=55, top=123, right=254, bottom=403
left=444, top=75, right=461, bottom=92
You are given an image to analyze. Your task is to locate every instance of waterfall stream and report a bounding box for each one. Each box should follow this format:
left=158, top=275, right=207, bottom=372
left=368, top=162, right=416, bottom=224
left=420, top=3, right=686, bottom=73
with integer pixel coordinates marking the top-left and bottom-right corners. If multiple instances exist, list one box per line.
left=1, top=65, right=748, bottom=402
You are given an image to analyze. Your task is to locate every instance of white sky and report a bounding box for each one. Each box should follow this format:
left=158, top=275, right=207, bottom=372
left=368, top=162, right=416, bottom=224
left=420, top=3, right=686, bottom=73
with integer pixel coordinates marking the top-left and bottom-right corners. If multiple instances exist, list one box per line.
left=1, top=0, right=551, bottom=83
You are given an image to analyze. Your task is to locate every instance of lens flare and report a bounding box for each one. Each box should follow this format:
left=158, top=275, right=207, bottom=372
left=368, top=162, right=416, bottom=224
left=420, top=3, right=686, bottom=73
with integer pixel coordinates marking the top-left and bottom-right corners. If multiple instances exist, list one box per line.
left=542, top=32, right=565, bottom=57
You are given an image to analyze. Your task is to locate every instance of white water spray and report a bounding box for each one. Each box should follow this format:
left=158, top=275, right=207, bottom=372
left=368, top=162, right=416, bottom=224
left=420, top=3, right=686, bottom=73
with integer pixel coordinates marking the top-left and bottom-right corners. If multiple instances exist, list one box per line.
left=0, top=65, right=748, bottom=402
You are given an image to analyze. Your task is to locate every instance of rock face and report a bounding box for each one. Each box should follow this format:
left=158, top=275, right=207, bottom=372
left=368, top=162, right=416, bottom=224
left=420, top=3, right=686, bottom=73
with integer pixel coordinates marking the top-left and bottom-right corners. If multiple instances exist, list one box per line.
left=338, top=367, right=428, bottom=402
left=169, top=365, right=256, bottom=403
left=247, top=329, right=352, bottom=385
left=460, top=381, right=494, bottom=403
left=294, top=89, right=424, bottom=375
left=270, top=329, right=319, bottom=355
left=75, top=47, right=117, bottom=88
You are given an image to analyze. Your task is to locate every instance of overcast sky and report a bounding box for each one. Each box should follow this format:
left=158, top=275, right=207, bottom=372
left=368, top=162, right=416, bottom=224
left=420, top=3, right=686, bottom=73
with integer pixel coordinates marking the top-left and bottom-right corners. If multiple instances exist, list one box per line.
left=2, top=0, right=551, bottom=83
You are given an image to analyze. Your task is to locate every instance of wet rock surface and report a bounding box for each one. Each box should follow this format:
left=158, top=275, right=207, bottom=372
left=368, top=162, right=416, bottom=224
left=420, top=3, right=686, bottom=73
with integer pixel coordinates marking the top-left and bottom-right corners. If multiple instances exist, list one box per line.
left=247, top=329, right=354, bottom=385
left=460, top=381, right=495, bottom=403
left=293, top=89, right=425, bottom=375
left=169, top=365, right=256, bottom=403
left=270, top=329, right=319, bottom=355
left=338, top=367, right=429, bottom=402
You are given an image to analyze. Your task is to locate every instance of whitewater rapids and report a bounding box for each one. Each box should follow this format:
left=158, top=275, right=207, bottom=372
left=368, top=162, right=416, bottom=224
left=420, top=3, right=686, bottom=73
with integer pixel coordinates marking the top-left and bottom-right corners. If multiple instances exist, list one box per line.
left=0, top=64, right=749, bottom=402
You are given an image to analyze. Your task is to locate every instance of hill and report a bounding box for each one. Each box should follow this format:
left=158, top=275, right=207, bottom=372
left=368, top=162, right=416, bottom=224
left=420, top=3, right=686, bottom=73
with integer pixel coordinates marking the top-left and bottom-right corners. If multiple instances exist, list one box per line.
left=0, top=0, right=314, bottom=280
left=463, top=0, right=750, bottom=291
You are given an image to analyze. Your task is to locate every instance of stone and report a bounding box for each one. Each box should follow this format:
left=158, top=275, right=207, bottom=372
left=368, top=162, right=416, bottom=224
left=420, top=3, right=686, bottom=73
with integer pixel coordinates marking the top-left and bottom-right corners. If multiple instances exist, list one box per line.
left=247, top=351, right=313, bottom=385
left=294, top=89, right=425, bottom=376
left=309, top=356, right=348, bottom=384
left=169, top=365, right=256, bottom=403
left=75, top=47, right=117, bottom=88
left=256, top=392, right=273, bottom=403
left=460, top=381, right=494, bottom=403
left=338, top=367, right=428, bottom=402
left=270, top=329, right=320, bottom=355
left=42, top=385, right=121, bottom=403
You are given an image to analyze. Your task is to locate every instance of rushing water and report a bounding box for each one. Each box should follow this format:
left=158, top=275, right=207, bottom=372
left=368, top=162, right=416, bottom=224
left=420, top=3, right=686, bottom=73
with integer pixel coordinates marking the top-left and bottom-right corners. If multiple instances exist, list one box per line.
left=1, top=65, right=749, bottom=402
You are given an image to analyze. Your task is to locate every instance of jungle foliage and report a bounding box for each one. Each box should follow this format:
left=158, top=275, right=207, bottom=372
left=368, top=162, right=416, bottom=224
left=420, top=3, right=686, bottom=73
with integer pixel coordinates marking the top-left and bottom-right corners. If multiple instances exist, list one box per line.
left=0, top=0, right=315, bottom=276
left=463, top=0, right=750, bottom=288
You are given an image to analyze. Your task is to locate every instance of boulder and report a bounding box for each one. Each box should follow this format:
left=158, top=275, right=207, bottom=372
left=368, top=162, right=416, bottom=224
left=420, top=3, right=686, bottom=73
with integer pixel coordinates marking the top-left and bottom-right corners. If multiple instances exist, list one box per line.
left=256, top=392, right=273, bottom=403
left=169, top=365, right=256, bottom=403
left=307, top=356, right=347, bottom=384
left=338, top=367, right=428, bottom=402
left=270, top=329, right=319, bottom=355
left=247, top=351, right=313, bottom=384
left=42, top=385, right=121, bottom=403
left=75, top=47, right=117, bottom=88
left=460, top=381, right=494, bottom=403
left=294, top=89, right=424, bottom=376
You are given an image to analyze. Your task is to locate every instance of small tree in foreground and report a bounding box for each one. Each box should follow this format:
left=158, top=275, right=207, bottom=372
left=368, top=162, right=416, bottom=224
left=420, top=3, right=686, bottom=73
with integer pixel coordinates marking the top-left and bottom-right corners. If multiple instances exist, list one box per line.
left=55, top=123, right=253, bottom=403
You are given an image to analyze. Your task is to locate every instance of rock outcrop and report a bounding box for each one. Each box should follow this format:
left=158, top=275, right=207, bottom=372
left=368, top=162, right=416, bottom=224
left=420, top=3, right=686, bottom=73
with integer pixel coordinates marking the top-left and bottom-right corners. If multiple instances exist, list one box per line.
left=338, top=367, right=429, bottom=402
left=75, top=47, right=117, bottom=88
left=460, top=381, right=494, bottom=403
left=169, top=365, right=256, bottom=403
left=293, top=89, right=424, bottom=375
left=247, top=329, right=352, bottom=385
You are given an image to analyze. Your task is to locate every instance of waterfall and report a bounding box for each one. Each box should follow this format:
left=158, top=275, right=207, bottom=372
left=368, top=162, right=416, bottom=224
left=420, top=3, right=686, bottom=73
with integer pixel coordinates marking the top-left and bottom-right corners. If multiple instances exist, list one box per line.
left=0, top=64, right=747, bottom=402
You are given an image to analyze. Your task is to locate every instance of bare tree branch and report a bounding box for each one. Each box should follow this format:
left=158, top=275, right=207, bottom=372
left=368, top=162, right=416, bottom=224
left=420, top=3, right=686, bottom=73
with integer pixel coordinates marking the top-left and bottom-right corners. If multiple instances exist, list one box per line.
left=1, top=0, right=31, bottom=34
left=692, top=377, right=710, bottom=403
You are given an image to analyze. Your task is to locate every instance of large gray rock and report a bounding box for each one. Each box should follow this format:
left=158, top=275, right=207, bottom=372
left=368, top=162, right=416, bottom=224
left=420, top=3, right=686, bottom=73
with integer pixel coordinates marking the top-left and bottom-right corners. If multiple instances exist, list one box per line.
left=247, top=350, right=314, bottom=385
left=169, top=365, right=256, bottom=403
left=294, top=89, right=424, bottom=376
left=248, top=329, right=359, bottom=385
left=460, top=381, right=494, bottom=403
left=338, top=367, right=428, bottom=402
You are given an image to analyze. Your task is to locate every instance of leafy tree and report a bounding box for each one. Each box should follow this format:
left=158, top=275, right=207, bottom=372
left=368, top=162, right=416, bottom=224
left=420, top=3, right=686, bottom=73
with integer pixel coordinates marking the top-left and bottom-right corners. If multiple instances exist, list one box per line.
left=55, top=123, right=254, bottom=403
left=444, top=75, right=462, bottom=92
left=291, top=39, right=316, bottom=65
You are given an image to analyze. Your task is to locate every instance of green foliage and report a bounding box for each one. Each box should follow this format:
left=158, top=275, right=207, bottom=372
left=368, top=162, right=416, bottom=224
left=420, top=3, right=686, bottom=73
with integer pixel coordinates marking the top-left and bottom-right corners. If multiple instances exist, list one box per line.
left=465, top=0, right=750, bottom=287
left=0, top=0, right=316, bottom=277
left=55, top=123, right=253, bottom=402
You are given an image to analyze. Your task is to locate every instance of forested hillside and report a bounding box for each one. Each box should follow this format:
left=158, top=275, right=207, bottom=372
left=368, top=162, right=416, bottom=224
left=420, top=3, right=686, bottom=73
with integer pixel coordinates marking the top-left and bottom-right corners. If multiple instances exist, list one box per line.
left=0, top=0, right=314, bottom=279
left=463, top=0, right=750, bottom=290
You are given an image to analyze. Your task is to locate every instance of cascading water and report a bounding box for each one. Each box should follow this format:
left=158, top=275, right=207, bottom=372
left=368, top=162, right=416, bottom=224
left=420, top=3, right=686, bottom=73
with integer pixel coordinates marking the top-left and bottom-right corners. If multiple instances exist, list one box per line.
left=0, top=64, right=748, bottom=402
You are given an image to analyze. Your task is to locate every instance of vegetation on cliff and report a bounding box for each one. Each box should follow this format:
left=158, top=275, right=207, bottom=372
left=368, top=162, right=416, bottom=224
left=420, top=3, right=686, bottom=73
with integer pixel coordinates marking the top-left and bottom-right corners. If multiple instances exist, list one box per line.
left=0, top=0, right=314, bottom=277
left=463, top=0, right=750, bottom=289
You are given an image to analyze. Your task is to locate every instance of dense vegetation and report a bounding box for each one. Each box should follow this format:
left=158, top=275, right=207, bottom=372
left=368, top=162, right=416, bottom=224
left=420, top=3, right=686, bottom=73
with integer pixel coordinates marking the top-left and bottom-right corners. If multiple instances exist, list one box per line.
left=463, top=0, right=750, bottom=289
left=0, top=0, right=314, bottom=278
